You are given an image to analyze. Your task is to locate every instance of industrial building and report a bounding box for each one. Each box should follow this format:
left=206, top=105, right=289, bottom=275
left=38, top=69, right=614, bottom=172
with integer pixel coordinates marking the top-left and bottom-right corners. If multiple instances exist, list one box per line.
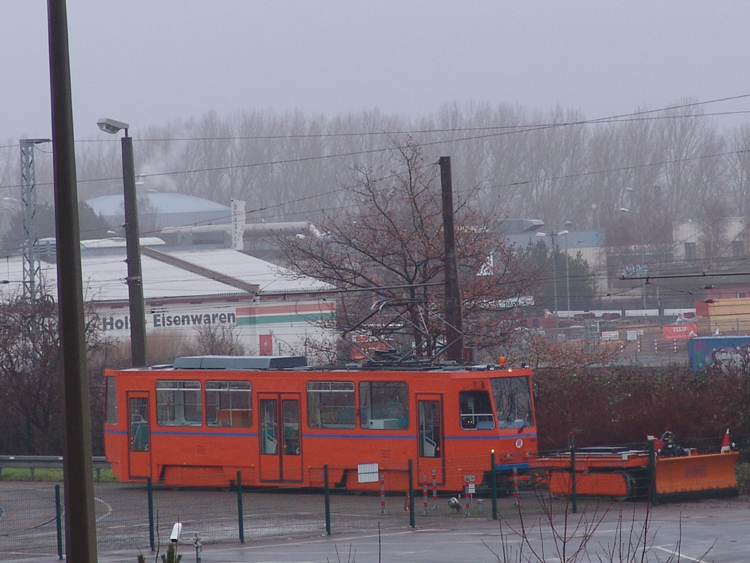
left=0, top=237, right=335, bottom=358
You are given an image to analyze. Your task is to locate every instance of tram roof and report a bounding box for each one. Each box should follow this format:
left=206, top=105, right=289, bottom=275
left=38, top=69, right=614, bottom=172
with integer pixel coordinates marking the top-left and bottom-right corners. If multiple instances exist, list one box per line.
left=109, top=360, right=530, bottom=376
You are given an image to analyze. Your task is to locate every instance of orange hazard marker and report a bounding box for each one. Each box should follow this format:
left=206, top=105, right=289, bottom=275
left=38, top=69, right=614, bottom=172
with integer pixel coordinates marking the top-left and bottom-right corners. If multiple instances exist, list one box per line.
left=380, top=473, right=385, bottom=515
left=721, top=429, right=731, bottom=453
left=432, top=469, right=438, bottom=509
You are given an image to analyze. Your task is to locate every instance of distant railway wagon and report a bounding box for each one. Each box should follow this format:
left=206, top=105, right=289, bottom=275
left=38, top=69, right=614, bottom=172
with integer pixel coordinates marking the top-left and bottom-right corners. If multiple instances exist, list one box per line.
left=103, top=356, right=537, bottom=492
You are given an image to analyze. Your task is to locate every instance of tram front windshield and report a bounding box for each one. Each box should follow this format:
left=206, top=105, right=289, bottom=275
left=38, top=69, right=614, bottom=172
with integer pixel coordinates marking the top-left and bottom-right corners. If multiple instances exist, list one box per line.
left=490, top=376, right=534, bottom=430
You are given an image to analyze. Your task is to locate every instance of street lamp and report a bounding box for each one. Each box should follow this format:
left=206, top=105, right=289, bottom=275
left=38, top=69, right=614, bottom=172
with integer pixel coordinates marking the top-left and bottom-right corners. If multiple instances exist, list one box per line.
left=97, top=118, right=147, bottom=367
left=537, top=228, right=569, bottom=337
left=620, top=204, right=646, bottom=311
left=564, top=221, right=573, bottom=314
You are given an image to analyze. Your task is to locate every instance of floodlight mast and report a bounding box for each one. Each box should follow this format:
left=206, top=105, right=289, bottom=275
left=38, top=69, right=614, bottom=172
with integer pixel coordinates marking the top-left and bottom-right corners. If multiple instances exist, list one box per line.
left=98, top=117, right=147, bottom=366
left=20, top=138, right=51, bottom=303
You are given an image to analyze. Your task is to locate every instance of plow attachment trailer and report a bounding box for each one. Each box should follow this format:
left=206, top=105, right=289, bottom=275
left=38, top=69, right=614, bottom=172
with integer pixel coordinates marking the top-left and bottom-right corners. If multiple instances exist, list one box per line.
left=534, top=446, right=738, bottom=502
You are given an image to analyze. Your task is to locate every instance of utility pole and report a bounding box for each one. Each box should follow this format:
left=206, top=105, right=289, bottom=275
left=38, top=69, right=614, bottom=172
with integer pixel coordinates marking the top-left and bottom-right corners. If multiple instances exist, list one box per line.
left=48, top=1, right=99, bottom=561
left=439, top=156, right=463, bottom=362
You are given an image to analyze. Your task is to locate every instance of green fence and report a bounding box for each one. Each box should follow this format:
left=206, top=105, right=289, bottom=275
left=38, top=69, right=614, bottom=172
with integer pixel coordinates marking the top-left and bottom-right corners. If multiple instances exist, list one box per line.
left=0, top=444, right=693, bottom=561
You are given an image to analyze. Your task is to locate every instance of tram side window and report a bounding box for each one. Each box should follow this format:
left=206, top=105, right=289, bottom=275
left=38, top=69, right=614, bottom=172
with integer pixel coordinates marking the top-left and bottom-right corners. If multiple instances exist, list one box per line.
left=459, top=390, right=495, bottom=430
left=359, top=381, right=409, bottom=430
left=105, top=376, right=117, bottom=425
left=490, top=376, right=534, bottom=429
left=156, top=380, right=202, bottom=426
left=307, top=381, right=355, bottom=429
left=206, top=381, right=252, bottom=428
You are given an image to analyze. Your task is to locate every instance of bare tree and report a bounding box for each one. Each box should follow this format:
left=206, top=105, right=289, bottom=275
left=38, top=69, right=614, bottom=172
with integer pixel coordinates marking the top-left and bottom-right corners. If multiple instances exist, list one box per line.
left=0, top=289, right=112, bottom=455
left=279, top=140, right=533, bottom=361
left=728, top=123, right=750, bottom=216
left=659, top=102, right=726, bottom=219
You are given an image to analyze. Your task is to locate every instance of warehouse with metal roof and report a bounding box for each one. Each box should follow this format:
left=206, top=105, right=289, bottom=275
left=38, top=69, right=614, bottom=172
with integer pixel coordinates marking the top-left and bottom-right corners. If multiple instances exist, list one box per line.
left=0, top=241, right=336, bottom=359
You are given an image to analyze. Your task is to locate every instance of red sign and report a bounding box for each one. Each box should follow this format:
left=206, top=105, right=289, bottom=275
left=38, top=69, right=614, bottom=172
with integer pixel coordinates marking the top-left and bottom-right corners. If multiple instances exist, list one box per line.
left=259, top=334, right=273, bottom=355
left=662, top=323, right=697, bottom=341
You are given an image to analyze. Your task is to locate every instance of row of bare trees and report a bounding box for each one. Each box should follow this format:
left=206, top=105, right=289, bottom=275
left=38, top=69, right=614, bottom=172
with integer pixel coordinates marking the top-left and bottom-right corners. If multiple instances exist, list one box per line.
left=1, top=101, right=749, bottom=243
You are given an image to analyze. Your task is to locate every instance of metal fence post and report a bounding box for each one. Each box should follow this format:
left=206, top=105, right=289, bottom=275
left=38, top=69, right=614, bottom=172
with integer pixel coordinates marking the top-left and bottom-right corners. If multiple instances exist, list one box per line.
left=648, top=439, right=658, bottom=506
left=570, top=446, right=578, bottom=514
left=237, top=470, right=245, bottom=543
left=324, top=464, right=331, bottom=535
left=408, top=459, right=415, bottom=528
left=55, top=484, right=63, bottom=559
left=491, top=451, right=497, bottom=520
left=147, top=477, right=155, bottom=551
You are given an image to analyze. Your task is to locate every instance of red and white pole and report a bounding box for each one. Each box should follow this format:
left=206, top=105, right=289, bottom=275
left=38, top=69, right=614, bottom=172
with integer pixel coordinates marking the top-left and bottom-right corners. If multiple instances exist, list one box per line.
left=464, top=484, right=471, bottom=517
left=380, top=473, right=385, bottom=515
left=431, top=469, right=438, bottom=509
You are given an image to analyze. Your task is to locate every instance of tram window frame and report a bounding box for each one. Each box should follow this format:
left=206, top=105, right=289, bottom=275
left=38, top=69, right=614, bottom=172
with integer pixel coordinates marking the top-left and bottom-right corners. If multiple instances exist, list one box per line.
left=105, top=376, right=117, bottom=425
left=206, top=381, right=252, bottom=428
left=459, top=390, right=495, bottom=430
left=490, top=376, right=534, bottom=429
left=156, top=380, right=202, bottom=427
left=307, top=381, right=356, bottom=429
left=359, top=381, right=409, bottom=430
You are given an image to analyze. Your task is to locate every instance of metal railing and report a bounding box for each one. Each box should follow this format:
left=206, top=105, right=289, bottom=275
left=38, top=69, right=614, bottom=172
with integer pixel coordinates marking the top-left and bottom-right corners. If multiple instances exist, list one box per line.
left=0, top=455, right=111, bottom=481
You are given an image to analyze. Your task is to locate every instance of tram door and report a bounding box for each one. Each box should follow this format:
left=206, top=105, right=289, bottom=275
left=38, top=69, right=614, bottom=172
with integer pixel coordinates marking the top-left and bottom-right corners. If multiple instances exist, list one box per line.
left=259, top=393, right=303, bottom=482
left=127, top=392, right=151, bottom=480
left=416, top=394, right=444, bottom=486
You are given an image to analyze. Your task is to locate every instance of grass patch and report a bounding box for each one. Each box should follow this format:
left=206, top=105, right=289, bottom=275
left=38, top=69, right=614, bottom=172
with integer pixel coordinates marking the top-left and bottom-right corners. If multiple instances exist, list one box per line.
left=736, top=462, right=750, bottom=493
left=0, top=467, right=117, bottom=483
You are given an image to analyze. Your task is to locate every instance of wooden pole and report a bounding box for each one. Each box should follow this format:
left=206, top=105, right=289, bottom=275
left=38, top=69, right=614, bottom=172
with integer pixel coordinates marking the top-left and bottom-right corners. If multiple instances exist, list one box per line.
left=439, top=157, right=463, bottom=362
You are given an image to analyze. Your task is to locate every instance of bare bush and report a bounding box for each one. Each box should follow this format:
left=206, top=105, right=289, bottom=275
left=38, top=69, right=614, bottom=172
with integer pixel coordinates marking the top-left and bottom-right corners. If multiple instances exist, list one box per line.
left=192, top=323, right=246, bottom=356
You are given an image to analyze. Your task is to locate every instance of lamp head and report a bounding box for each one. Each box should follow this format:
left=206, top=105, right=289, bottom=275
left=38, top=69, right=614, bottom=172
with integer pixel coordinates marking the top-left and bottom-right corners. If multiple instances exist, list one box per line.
left=97, top=118, right=129, bottom=135
left=619, top=207, right=630, bottom=213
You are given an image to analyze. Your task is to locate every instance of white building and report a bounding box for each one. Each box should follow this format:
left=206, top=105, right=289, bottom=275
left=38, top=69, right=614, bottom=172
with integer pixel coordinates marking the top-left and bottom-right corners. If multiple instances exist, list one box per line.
left=673, top=217, right=749, bottom=262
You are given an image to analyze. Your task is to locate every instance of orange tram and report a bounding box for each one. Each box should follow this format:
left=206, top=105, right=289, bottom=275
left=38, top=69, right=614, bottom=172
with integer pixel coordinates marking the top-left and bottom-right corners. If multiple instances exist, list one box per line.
left=103, top=356, right=538, bottom=492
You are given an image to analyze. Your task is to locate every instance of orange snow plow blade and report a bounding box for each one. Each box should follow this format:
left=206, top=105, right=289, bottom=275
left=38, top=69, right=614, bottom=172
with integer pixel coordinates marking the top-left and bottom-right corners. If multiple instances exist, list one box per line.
left=549, top=470, right=633, bottom=498
left=533, top=448, right=738, bottom=501
left=656, top=451, right=738, bottom=501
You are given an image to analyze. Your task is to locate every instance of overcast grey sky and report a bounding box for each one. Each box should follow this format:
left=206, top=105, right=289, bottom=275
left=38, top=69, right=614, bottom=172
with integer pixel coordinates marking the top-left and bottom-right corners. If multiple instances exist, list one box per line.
left=3, top=1, right=750, bottom=141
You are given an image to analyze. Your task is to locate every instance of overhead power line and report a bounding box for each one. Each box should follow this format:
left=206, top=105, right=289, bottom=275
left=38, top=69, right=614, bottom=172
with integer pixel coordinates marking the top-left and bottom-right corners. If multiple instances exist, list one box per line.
left=622, top=271, right=750, bottom=281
